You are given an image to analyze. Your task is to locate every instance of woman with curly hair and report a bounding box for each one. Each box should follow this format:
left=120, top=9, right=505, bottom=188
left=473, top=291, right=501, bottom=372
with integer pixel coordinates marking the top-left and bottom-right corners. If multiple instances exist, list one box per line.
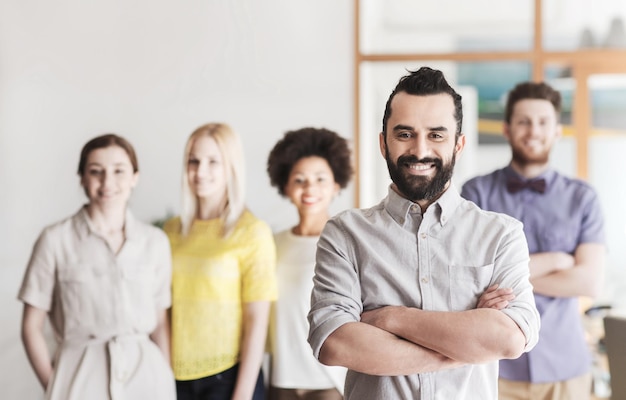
left=266, top=127, right=353, bottom=400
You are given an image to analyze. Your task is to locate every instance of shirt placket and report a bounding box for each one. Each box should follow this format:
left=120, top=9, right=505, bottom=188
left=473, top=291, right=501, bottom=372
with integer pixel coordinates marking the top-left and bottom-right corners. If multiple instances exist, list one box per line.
left=414, top=208, right=432, bottom=312
left=409, top=204, right=435, bottom=399
left=96, top=232, right=125, bottom=330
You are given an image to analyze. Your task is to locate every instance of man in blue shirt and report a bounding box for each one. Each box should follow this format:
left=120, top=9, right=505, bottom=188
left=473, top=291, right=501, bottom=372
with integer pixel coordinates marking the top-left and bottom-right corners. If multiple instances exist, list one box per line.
left=462, top=81, right=606, bottom=400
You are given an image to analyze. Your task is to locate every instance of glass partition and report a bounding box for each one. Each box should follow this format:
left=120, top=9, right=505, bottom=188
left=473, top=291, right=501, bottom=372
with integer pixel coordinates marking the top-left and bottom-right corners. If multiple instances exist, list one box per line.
left=587, top=74, right=626, bottom=306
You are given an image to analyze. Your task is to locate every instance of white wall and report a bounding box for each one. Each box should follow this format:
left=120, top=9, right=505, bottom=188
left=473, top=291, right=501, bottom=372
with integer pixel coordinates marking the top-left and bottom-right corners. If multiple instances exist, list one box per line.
left=0, top=1, right=353, bottom=397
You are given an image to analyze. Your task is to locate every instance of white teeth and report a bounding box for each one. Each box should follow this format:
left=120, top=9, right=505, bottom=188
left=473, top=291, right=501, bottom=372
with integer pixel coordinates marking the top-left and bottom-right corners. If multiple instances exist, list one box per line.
left=408, top=164, right=431, bottom=170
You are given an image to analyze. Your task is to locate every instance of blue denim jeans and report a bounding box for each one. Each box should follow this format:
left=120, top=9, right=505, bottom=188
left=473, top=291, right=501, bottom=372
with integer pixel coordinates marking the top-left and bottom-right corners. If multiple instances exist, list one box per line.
left=176, top=364, right=265, bottom=400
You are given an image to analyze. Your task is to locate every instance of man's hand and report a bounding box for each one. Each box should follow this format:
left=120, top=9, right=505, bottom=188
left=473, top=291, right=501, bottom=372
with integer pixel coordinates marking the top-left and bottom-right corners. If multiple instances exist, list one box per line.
left=361, top=306, right=400, bottom=332
left=477, top=284, right=515, bottom=310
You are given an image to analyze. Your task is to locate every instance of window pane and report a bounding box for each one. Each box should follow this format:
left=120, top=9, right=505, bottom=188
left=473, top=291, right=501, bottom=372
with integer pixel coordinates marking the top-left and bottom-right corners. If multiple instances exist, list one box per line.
left=589, top=74, right=626, bottom=134
left=360, top=0, right=534, bottom=54
left=543, top=0, right=626, bottom=51
left=588, top=74, right=626, bottom=305
left=542, top=65, right=577, bottom=177
left=457, top=62, right=531, bottom=145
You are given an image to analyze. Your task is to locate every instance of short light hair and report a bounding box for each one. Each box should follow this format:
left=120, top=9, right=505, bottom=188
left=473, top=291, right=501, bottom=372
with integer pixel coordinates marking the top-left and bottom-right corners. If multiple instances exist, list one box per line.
left=504, top=81, right=562, bottom=123
left=180, top=123, right=246, bottom=237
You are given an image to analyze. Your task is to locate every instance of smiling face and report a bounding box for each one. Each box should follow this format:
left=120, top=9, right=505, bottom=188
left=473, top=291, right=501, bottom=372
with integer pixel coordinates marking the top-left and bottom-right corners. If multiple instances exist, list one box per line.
left=81, top=145, right=138, bottom=209
left=380, top=92, right=465, bottom=205
left=284, top=156, right=339, bottom=218
left=186, top=135, right=227, bottom=203
left=505, top=98, right=561, bottom=167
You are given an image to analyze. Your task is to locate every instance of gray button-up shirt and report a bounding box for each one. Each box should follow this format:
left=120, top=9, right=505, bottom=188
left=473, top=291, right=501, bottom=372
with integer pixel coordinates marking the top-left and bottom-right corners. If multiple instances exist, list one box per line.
left=308, top=186, right=540, bottom=400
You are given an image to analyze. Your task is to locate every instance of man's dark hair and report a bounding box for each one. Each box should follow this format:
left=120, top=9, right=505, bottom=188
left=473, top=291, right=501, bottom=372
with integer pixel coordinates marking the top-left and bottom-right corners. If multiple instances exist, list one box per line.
left=267, top=127, right=353, bottom=196
left=381, top=66, right=463, bottom=138
left=504, top=81, right=562, bottom=123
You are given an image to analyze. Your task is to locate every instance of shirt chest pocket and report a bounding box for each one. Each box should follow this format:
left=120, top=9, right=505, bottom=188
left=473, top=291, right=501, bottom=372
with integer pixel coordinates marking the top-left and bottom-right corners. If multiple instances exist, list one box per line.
left=446, top=263, right=494, bottom=312
left=57, top=265, right=112, bottom=331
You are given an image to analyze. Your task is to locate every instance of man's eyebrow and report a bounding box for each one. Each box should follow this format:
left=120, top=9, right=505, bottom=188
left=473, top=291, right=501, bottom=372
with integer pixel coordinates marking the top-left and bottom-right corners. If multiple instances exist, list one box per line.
left=392, top=124, right=449, bottom=132
left=392, top=124, right=415, bottom=132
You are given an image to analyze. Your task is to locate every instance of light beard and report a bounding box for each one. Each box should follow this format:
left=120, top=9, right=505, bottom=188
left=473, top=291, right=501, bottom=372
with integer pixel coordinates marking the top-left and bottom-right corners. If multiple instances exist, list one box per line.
left=385, top=149, right=456, bottom=202
left=511, top=146, right=550, bottom=167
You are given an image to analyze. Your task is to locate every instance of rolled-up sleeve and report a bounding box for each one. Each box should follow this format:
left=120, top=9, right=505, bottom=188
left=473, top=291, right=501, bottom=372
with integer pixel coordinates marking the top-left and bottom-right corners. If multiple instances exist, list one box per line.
left=18, top=228, right=56, bottom=311
left=307, top=218, right=362, bottom=359
left=495, top=220, right=541, bottom=352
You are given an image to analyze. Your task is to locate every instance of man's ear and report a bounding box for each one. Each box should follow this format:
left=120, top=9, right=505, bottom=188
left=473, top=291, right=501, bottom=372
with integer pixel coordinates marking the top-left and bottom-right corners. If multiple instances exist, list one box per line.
left=503, top=122, right=512, bottom=142
left=555, top=123, right=563, bottom=140
left=379, top=132, right=386, bottom=159
left=455, top=134, right=466, bottom=158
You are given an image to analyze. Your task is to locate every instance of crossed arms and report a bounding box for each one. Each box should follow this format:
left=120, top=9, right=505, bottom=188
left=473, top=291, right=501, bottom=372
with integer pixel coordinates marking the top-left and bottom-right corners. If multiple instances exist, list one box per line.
left=317, top=286, right=524, bottom=376
left=308, top=216, right=539, bottom=377
left=529, top=243, right=605, bottom=298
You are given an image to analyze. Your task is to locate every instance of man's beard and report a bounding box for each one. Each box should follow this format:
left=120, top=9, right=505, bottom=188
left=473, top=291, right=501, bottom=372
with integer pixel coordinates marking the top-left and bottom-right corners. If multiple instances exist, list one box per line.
left=511, top=145, right=549, bottom=167
left=385, top=149, right=456, bottom=202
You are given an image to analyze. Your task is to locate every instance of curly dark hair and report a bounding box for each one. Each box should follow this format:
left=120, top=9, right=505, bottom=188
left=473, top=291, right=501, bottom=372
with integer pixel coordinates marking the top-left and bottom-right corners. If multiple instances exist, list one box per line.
left=267, top=127, right=353, bottom=196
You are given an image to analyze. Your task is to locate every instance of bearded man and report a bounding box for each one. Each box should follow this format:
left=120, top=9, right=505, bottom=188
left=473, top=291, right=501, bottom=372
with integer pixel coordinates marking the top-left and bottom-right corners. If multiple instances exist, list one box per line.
left=462, top=81, right=606, bottom=400
left=307, top=67, right=540, bottom=400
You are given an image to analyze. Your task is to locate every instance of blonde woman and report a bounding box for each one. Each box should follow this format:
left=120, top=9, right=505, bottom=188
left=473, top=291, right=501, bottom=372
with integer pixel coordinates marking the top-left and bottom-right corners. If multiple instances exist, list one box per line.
left=19, top=134, right=175, bottom=400
left=164, top=123, right=277, bottom=400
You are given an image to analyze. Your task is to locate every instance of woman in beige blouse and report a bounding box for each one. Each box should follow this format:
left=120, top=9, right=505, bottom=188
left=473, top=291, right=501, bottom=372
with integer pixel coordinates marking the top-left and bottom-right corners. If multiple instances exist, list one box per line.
left=18, top=134, right=176, bottom=400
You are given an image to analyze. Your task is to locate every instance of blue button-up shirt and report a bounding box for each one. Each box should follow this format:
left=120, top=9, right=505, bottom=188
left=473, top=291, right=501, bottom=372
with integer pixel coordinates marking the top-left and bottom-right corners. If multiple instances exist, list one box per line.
left=462, top=166, right=605, bottom=383
left=308, top=186, right=540, bottom=399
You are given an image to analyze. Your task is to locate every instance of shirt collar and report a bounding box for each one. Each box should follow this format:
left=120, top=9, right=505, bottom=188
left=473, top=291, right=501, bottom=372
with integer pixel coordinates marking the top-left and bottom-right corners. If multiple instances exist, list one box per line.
left=74, top=205, right=138, bottom=241
left=384, top=184, right=462, bottom=228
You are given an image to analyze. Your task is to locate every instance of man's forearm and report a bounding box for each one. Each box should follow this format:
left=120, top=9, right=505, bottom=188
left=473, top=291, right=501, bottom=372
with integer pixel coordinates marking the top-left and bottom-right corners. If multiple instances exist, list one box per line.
left=529, top=252, right=575, bottom=279
left=362, top=307, right=525, bottom=364
left=318, top=321, right=463, bottom=376
left=531, top=243, right=605, bottom=298
left=531, top=266, right=601, bottom=297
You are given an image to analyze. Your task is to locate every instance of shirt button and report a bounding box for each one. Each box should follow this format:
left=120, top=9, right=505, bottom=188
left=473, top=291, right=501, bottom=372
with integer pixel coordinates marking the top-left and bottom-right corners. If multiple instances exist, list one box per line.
left=411, top=205, right=419, bottom=213
left=421, top=233, right=427, bottom=239
left=441, top=216, right=447, bottom=223
left=421, top=277, right=429, bottom=284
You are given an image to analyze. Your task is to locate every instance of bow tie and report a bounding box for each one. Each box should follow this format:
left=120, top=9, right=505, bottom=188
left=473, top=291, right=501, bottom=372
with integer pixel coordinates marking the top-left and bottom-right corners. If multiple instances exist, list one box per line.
left=506, top=177, right=547, bottom=194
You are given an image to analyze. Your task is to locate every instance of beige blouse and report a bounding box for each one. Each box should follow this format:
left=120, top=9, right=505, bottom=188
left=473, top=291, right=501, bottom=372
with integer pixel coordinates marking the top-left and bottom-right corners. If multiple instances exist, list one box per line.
left=19, top=207, right=175, bottom=400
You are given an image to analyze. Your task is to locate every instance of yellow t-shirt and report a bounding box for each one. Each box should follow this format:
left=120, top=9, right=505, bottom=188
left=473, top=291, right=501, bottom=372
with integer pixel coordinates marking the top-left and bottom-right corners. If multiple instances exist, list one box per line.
left=163, top=210, right=277, bottom=380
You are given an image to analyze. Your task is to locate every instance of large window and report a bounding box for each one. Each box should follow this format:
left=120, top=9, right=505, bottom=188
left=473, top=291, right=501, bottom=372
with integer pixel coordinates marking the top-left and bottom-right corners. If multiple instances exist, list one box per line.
left=354, top=0, right=626, bottom=306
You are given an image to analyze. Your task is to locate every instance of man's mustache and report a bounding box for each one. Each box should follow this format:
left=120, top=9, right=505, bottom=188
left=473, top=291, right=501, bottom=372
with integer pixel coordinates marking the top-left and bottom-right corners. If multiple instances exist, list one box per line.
left=397, top=155, right=443, bottom=169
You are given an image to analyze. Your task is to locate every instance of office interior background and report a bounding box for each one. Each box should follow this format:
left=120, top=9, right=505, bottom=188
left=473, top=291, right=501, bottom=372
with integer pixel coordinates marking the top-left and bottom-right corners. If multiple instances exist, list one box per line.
left=1, top=0, right=625, bottom=397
